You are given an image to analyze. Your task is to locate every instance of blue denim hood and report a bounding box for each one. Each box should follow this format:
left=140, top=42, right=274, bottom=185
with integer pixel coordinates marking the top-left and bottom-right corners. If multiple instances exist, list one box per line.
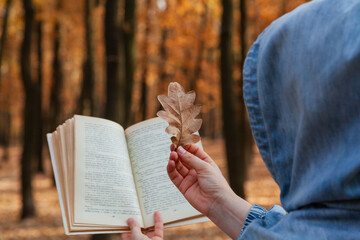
left=243, top=0, right=360, bottom=212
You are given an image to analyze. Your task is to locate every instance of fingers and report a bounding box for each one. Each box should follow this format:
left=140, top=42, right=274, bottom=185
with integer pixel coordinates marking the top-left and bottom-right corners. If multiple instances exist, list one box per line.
left=184, top=144, right=222, bottom=173
left=184, top=144, right=211, bottom=162
left=168, top=150, right=190, bottom=177
left=126, top=218, right=143, bottom=239
left=175, top=157, right=190, bottom=176
left=122, top=233, right=132, bottom=240
left=124, top=212, right=163, bottom=240
left=178, top=168, right=198, bottom=194
left=169, top=149, right=178, bottom=162
left=153, top=211, right=164, bottom=238
left=177, top=146, right=208, bottom=172
left=172, top=144, right=213, bottom=172
left=167, top=152, right=184, bottom=187
left=184, top=144, right=218, bottom=166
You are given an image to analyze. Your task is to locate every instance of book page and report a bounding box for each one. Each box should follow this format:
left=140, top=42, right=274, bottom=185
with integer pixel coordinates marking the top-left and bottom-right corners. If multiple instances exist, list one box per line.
left=47, top=132, right=71, bottom=234
left=125, top=118, right=201, bottom=228
left=58, top=124, right=73, bottom=227
left=74, top=115, right=143, bottom=227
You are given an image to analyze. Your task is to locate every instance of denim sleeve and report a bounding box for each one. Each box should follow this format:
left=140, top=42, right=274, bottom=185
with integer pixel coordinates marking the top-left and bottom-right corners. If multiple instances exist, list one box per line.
left=238, top=204, right=286, bottom=239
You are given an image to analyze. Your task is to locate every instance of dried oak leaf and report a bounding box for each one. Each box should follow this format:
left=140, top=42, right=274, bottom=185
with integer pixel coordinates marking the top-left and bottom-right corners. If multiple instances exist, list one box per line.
left=157, top=82, right=202, bottom=149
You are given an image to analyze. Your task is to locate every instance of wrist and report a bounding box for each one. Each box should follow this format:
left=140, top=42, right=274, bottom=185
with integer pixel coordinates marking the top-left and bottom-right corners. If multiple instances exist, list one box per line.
left=207, top=190, right=252, bottom=239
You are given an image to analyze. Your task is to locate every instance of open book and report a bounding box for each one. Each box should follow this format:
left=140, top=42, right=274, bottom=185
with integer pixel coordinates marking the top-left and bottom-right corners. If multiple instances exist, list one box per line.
left=47, top=115, right=208, bottom=235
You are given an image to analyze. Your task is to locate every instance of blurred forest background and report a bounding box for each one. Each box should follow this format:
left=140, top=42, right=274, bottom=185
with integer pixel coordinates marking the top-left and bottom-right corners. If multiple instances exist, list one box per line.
left=0, top=0, right=308, bottom=239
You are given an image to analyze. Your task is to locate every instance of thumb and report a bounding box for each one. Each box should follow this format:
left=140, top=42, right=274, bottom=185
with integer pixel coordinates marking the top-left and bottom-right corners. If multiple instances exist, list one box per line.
left=127, top=218, right=144, bottom=239
left=177, top=146, right=208, bottom=172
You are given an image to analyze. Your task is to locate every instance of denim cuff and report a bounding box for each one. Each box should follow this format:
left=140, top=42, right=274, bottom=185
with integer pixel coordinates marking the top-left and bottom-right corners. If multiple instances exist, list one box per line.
left=240, top=204, right=268, bottom=236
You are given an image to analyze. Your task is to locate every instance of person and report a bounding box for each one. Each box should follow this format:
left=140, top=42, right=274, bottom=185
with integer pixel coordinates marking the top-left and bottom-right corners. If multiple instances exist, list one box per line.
left=124, top=144, right=252, bottom=240
left=123, top=0, right=360, bottom=239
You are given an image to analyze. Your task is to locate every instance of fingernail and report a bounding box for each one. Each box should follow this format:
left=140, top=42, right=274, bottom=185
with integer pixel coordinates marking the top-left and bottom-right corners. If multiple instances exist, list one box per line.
left=178, top=146, right=186, bottom=154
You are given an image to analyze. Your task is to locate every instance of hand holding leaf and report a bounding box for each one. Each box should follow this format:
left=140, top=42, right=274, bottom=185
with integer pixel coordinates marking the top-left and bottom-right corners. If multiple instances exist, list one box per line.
left=157, top=82, right=202, bottom=149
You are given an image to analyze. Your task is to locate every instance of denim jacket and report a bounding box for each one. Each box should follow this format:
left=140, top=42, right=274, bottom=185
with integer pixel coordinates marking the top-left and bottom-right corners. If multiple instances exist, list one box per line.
left=240, top=0, right=360, bottom=239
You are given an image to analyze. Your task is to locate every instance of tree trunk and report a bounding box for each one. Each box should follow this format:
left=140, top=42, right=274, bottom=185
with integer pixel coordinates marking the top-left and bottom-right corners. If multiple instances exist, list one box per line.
left=49, top=0, right=63, bottom=132
left=139, top=0, right=151, bottom=120
left=104, top=0, right=126, bottom=125
left=78, top=0, right=95, bottom=116
left=123, top=0, right=135, bottom=127
left=36, top=19, right=44, bottom=173
left=48, top=0, right=62, bottom=186
left=220, top=0, right=247, bottom=198
left=156, top=28, right=169, bottom=113
left=20, top=0, right=36, bottom=219
left=104, top=0, right=120, bottom=120
left=0, top=0, right=12, bottom=83
left=190, top=2, right=208, bottom=92
left=239, top=0, right=253, bottom=165
left=0, top=111, right=11, bottom=162
left=240, top=0, right=247, bottom=69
